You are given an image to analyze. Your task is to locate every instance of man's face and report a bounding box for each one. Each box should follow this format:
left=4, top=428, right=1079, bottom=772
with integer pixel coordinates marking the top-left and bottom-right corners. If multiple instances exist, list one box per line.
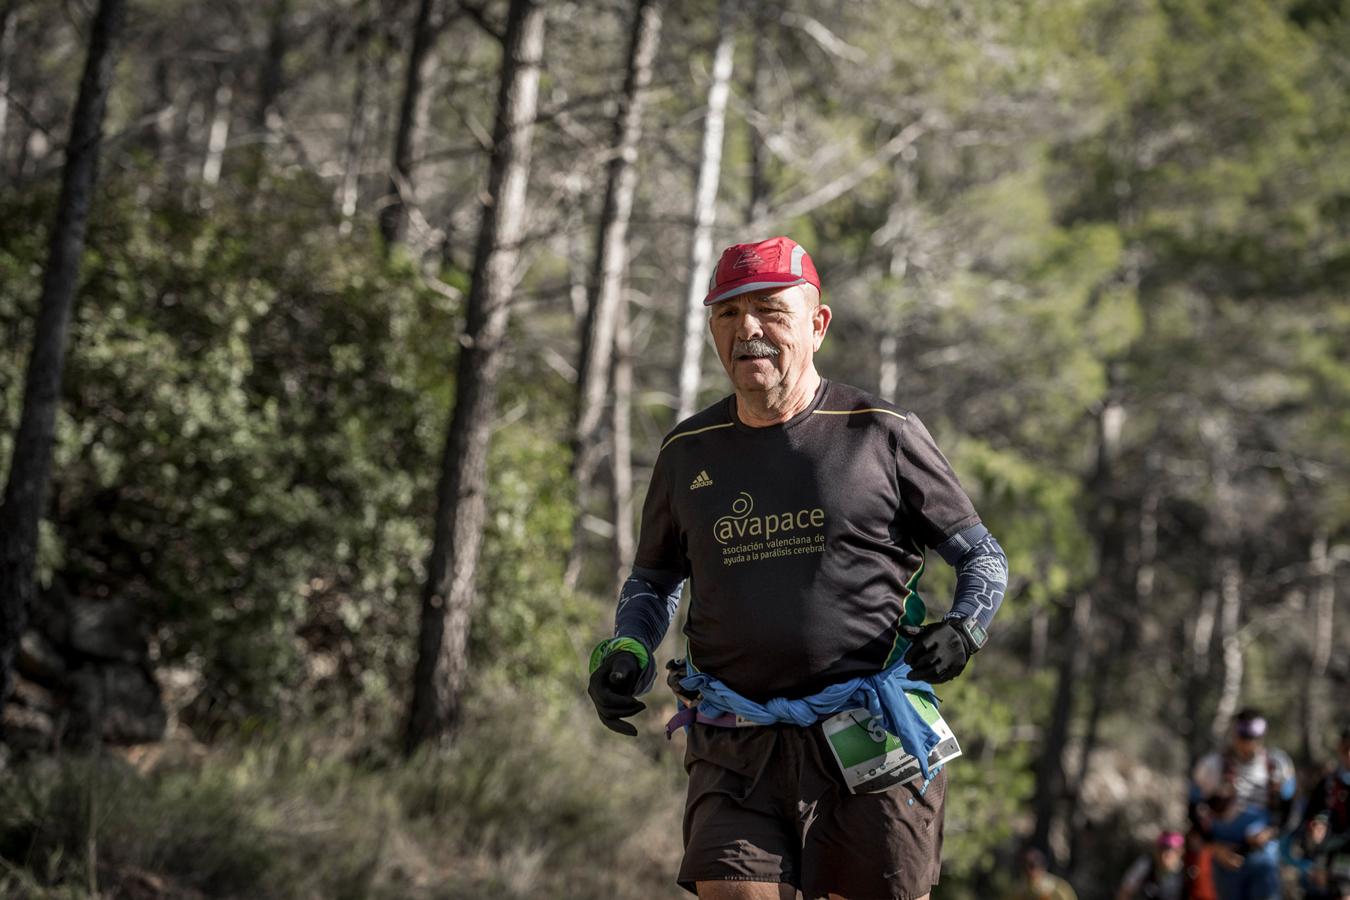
left=1020, top=859, right=1045, bottom=883
left=1232, top=732, right=1261, bottom=761
left=708, top=285, right=831, bottom=399
left=1309, top=817, right=1329, bottom=844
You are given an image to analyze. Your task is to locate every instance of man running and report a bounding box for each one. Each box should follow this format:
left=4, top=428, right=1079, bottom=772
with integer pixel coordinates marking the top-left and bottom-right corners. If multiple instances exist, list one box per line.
left=1188, top=709, right=1296, bottom=900
left=587, top=236, right=1008, bottom=899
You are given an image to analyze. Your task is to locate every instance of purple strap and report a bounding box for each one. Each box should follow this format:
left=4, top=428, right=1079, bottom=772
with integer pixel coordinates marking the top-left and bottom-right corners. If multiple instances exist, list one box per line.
left=665, top=707, right=697, bottom=738
left=664, top=707, right=742, bottom=739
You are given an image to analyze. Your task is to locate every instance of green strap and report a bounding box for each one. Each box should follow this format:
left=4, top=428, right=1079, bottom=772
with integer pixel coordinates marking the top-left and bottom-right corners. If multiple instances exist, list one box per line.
left=588, top=637, right=650, bottom=674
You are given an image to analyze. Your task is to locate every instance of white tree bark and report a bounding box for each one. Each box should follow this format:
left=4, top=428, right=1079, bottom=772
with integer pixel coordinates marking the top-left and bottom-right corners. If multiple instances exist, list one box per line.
left=566, top=0, right=663, bottom=588
left=1302, top=529, right=1335, bottom=756
left=1209, top=551, right=1244, bottom=741
left=1205, top=424, right=1245, bottom=742
left=878, top=333, right=898, bottom=401
left=611, top=296, right=635, bottom=593
left=1191, top=587, right=1218, bottom=675
left=0, top=5, right=16, bottom=163
left=201, top=72, right=233, bottom=188
left=566, top=197, right=589, bottom=323
left=675, top=3, right=734, bottom=423
left=745, top=0, right=770, bottom=224
left=338, top=34, right=373, bottom=234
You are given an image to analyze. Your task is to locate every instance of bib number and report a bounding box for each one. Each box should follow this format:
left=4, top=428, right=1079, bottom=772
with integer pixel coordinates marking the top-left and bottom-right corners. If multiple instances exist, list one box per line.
left=820, top=692, right=962, bottom=794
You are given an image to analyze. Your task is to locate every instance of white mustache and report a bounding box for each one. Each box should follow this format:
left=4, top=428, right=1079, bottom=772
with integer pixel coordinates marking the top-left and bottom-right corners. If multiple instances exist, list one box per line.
left=733, top=339, right=779, bottom=359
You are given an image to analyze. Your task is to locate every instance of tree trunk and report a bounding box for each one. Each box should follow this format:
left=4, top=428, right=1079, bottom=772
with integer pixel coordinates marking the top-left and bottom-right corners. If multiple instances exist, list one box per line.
left=175, top=85, right=202, bottom=182
left=1209, top=551, right=1243, bottom=742
left=201, top=69, right=233, bottom=188
left=1029, top=605, right=1048, bottom=672
left=566, top=196, right=589, bottom=323
left=878, top=332, right=898, bottom=401
left=1185, top=586, right=1219, bottom=761
left=338, top=23, right=375, bottom=234
left=564, top=0, right=663, bottom=589
left=404, top=0, right=546, bottom=754
left=1031, top=395, right=1124, bottom=856
left=1030, top=592, right=1091, bottom=855
left=1066, top=652, right=1110, bottom=869
left=254, top=0, right=289, bottom=134
left=139, top=55, right=176, bottom=157
left=0, top=0, right=126, bottom=716
left=1063, top=395, right=1133, bottom=871
left=1300, top=529, right=1334, bottom=762
left=242, top=0, right=288, bottom=186
left=380, top=0, right=441, bottom=251
left=674, top=2, right=734, bottom=424
left=876, top=160, right=917, bottom=400
left=745, top=0, right=770, bottom=224
left=1203, top=424, right=1244, bottom=744
left=611, top=295, right=635, bottom=594
left=0, top=2, right=19, bottom=170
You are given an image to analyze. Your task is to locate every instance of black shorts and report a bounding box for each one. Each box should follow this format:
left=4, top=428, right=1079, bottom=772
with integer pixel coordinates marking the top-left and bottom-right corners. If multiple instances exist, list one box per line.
left=678, top=722, right=945, bottom=899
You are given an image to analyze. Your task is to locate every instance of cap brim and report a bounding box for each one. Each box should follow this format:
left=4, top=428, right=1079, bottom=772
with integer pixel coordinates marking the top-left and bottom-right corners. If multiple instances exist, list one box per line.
left=704, top=275, right=806, bottom=306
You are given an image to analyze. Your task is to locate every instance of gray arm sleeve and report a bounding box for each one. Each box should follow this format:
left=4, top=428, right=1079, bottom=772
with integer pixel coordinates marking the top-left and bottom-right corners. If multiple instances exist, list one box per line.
left=936, top=523, right=1008, bottom=632
left=614, top=564, right=684, bottom=694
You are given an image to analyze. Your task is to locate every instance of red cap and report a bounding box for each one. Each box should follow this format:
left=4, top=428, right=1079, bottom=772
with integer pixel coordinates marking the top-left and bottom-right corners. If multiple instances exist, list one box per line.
left=703, top=236, right=821, bottom=306
left=1157, top=831, right=1183, bottom=850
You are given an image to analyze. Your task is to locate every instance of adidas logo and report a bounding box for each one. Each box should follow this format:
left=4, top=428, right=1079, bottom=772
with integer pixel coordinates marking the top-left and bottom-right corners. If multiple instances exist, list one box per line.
left=690, top=470, right=714, bottom=490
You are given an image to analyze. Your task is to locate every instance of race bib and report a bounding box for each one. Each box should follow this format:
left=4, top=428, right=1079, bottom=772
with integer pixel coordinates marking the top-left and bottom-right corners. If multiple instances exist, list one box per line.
left=821, top=692, right=961, bottom=794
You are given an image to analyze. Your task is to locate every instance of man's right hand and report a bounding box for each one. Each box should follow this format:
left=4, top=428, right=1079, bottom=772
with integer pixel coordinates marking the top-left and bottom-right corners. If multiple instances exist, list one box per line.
left=1211, top=844, right=1244, bottom=870
left=588, top=651, right=645, bottom=736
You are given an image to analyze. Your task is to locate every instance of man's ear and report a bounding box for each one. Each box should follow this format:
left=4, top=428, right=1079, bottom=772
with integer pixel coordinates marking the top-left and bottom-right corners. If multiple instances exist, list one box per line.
left=812, top=304, right=832, bottom=350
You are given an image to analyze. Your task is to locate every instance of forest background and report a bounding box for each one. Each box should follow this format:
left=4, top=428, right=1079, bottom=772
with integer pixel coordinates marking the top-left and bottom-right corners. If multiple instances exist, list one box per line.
left=0, top=0, right=1346, bottom=897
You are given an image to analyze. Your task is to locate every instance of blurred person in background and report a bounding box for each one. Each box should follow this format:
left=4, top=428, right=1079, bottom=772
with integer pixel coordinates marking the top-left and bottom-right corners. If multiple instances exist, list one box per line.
left=1293, top=726, right=1350, bottom=900
left=1117, top=830, right=1185, bottom=900
left=1284, top=812, right=1335, bottom=898
left=1188, top=708, right=1296, bottom=900
left=1009, top=847, right=1078, bottom=900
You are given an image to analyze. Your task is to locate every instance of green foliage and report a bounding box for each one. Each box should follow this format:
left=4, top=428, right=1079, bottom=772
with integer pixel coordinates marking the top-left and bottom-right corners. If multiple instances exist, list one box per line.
left=474, top=410, right=592, bottom=709
left=0, top=168, right=448, bottom=722
left=1, top=159, right=609, bottom=727
left=952, top=439, right=1093, bottom=607
left=1, top=755, right=283, bottom=896
left=0, top=696, right=686, bottom=900
left=940, top=675, right=1038, bottom=884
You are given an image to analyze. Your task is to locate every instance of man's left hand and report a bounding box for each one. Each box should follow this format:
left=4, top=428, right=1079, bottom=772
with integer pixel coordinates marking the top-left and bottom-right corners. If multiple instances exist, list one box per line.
left=902, top=622, right=973, bottom=683
left=1247, top=827, right=1275, bottom=847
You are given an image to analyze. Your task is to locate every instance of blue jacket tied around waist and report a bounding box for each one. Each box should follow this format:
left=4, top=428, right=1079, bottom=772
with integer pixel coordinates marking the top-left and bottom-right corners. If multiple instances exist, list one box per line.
left=678, top=657, right=944, bottom=780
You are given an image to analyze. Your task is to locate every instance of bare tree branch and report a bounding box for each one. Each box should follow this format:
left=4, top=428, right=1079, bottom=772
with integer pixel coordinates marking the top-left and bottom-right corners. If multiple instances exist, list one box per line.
left=748, top=115, right=936, bottom=231
left=779, top=11, right=866, bottom=64
left=458, top=0, right=503, bottom=43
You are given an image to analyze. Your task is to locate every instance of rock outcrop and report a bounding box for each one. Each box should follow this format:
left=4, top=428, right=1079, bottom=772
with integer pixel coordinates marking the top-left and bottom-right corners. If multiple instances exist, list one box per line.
left=3, top=583, right=166, bottom=755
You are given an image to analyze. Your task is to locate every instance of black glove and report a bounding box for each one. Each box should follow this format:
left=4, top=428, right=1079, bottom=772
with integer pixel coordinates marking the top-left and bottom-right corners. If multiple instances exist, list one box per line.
left=902, top=621, right=973, bottom=683
left=588, top=651, right=645, bottom=736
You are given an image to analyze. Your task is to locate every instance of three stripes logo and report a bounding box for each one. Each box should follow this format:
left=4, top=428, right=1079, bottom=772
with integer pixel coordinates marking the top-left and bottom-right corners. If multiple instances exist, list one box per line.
left=689, top=470, right=714, bottom=490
